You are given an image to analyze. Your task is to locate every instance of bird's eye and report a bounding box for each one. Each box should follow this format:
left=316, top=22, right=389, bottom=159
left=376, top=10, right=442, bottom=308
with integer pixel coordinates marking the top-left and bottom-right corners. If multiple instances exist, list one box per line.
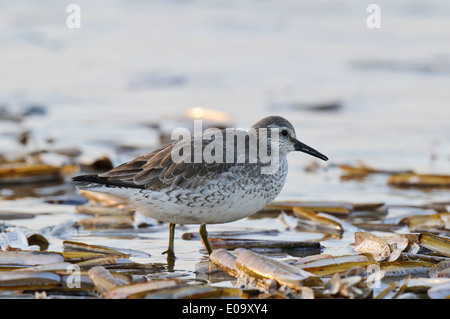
left=281, top=129, right=289, bottom=137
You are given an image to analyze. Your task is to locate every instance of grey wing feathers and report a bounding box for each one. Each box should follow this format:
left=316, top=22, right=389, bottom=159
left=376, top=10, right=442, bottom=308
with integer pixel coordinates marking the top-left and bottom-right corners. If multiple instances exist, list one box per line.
left=98, top=137, right=233, bottom=190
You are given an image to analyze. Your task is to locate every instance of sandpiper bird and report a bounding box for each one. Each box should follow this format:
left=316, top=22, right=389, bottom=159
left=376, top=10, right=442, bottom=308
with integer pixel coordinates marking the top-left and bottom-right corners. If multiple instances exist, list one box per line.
left=72, top=116, right=328, bottom=258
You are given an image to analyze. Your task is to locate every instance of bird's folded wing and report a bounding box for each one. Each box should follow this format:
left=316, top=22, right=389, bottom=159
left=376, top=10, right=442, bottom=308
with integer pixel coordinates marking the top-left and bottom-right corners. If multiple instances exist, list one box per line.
left=98, top=138, right=233, bottom=190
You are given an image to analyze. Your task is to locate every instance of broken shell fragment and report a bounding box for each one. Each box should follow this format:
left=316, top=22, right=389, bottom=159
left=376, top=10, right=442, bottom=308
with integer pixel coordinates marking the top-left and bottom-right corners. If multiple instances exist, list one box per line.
left=354, top=232, right=391, bottom=261
left=209, top=249, right=239, bottom=278
left=88, top=266, right=129, bottom=296
left=79, top=190, right=129, bottom=206
left=27, top=233, right=49, bottom=251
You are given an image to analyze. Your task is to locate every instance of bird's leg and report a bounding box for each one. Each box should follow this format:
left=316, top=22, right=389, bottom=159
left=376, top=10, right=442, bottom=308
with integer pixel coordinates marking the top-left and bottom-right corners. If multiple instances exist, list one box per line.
left=199, top=223, right=212, bottom=255
left=162, top=223, right=176, bottom=259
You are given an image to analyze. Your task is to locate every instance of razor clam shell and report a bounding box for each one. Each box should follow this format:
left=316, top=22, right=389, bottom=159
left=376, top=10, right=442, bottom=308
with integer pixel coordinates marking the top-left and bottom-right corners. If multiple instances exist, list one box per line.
left=13, top=262, right=73, bottom=272
left=380, top=261, right=434, bottom=277
left=143, top=284, right=248, bottom=299
left=419, top=232, right=450, bottom=257
left=301, top=261, right=377, bottom=277
left=266, top=200, right=353, bottom=215
left=105, top=279, right=182, bottom=299
left=0, top=211, right=35, bottom=220
left=63, top=240, right=150, bottom=258
left=27, top=233, right=49, bottom=251
left=0, top=271, right=60, bottom=287
left=75, top=204, right=135, bottom=216
left=209, top=249, right=239, bottom=277
left=294, top=254, right=372, bottom=269
left=75, top=216, right=134, bottom=229
left=59, top=251, right=127, bottom=262
left=292, top=207, right=343, bottom=236
left=427, top=281, right=450, bottom=299
left=79, top=190, right=129, bottom=206
left=209, top=238, right=321, bottom=251
left=407, top=277, right=450, bottom=288
left=0, top=251, right=64, bottom=266
left=234, top=248, right=319, bottom=288
left=429, top=260, right=450, bottom=278
left=63, top=240, right=128, bottom=255
left=88, top=266, right=129, bottom=295
left=388, top=173, right=450, bottom=188
left=76, top=257, right=130, bottom=269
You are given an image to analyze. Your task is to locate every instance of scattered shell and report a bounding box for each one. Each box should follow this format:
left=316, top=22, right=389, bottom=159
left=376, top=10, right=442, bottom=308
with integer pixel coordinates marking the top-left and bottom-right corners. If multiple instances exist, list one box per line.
left=13, top=262, right=73, bottom=272
left=88, top=266, right=129, bottom=296
left=354, top=232, right=391, bottom=261
left=143, top=284, right=248, bottom=299
left=380, top=261, right=434, bottom=277
left=266, top=201, right=352, bottom=215
left=419, top=232, right=450, bottom=257
left=0, top=271, right=61, bottom=288
left=75, top=216, right=134, bottom=229
left=182, top=229, right=279, bottom=240
left=79, top=190, right=129, bottom=206
left=323, top=273, right=368, bottom=298
left=301, top=261, right=378, bottom=277
left=63, top=240, right=128, bottom=256
left=294, top=254, right=373, bottom=269
left=340, top=162, right=413, bottom=179
left=0, top=251, right=64, bottom=266
left=429, top=260, right=450, bottom=278
left=0, top=211, right=35, bottom=220
left=209, top=238, right=321, bottom=251
left=0, top=163, right=78, bottom=184
left=59, top=251, right=126, bottom=263
left=75, top=204, right=135, bottom=216
left=76, top=257, right=130, bottom=269
left=27, top=233, right=49, bottom=251
left=388, top=173, right=450, bottom=188
left=105, top=279, right=182, bottom=299
left=292, top=207, right=343, bottom=236
left=427, top=281, right=450, bottom=299
left=407, top=214, right=447, bottom=232
left=209, top=249, right=239, bottom=278
left=234, top=248, right=320, bottom=289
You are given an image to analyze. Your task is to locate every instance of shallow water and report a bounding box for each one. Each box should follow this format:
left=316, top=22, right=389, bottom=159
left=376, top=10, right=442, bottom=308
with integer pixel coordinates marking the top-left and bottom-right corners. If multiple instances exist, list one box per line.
left=0, top=0, right=450, bottom=285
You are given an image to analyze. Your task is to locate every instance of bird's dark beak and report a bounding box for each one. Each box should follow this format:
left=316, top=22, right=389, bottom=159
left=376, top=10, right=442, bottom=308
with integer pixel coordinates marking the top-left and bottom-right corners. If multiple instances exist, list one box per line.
left=294, top=139, right=328, bottom=161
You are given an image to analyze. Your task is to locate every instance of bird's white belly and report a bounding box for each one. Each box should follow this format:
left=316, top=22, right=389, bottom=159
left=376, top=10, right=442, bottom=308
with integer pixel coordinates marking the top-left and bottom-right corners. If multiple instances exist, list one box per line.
left=128, top=187, right=270, bottom=224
